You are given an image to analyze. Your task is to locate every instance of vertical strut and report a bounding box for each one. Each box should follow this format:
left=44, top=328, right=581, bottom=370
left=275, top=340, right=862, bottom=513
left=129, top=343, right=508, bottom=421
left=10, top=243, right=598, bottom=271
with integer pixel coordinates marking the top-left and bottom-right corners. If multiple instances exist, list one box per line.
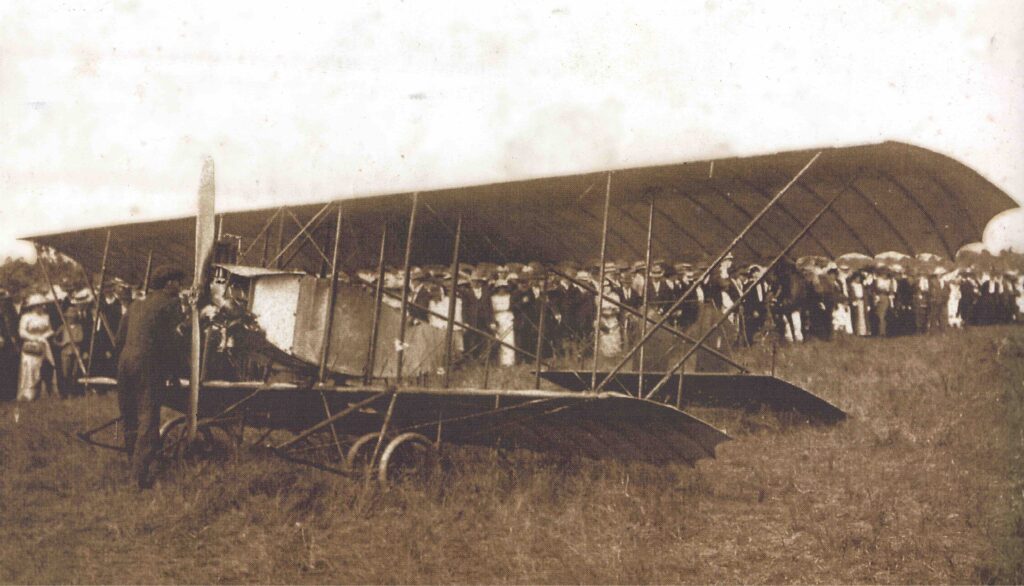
left=141, top=251, right=153, bottom=297
left=533, top=272, right=548, bottom=390
left=318, top=203, right=343, bottom=383
left=273, top=211, right=285, bottom=268
left=261, top=226, right=270, bottom=267
left=638, top=198, right=655, bottom=398
left=442, top=214, right=462, bottom=388
left=395, top=193, right=419, bottom=382
left=85, top=230, right=111, bottom=393
left=368, top=391, right=399, bottom=478
left=364, top=225, right=388, bottom=384
left=590, top=172, right=612, bottom=391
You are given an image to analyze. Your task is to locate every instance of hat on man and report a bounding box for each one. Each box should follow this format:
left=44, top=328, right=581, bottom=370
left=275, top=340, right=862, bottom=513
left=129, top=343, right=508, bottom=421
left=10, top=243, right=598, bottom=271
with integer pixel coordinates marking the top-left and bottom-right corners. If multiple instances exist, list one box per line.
left=649, top=263, right=666, bottom=278
left=383, top=272, right=404, bottom=289
left=23, top=293, right=50, bottom=309
left=632, top=260, right=646, bottom=273
left=151, top=266, right=186, bottom=290
left=409, top=267, right=427, bottom=282
left=673, top=262, right=692, bottom=275
left=71, top=288, right=94, bottom=305
left=355, top=269, right=377, bottom=284
left=469, top=267, right=490, bottom=282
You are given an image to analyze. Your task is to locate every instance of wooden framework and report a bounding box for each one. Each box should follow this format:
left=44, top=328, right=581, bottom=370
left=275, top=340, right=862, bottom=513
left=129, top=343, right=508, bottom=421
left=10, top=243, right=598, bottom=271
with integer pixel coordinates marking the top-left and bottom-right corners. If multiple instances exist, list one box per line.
left=53, top=148, right=878, bottom=482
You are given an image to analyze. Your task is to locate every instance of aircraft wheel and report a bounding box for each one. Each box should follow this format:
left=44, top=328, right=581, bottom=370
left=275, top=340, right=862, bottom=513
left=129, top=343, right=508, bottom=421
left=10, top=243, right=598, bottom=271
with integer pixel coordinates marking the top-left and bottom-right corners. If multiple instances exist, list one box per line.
left=158, top=416, right=189, bottom=461
left=377, top=432, right=437, bottom=484
left=345, top=432, right=382, bottom=469
left=159, top=417, right=236, bottom=464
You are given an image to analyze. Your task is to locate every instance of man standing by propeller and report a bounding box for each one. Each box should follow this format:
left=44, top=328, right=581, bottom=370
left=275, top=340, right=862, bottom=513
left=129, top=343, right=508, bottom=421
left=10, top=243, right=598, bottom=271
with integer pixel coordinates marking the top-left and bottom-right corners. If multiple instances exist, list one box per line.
left=115, top=265, right=187, bottom=489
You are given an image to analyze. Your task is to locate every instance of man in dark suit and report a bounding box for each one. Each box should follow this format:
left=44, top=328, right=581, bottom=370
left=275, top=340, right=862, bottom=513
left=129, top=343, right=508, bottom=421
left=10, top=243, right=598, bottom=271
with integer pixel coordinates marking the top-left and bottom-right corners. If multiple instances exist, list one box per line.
left=460, top=269, right=493, bottom=361
left=570, top=270, right=596, bottom=352
left=645, top=262, right=676, bottom=315
left=512, top=274, right=539, bottom=363
left=92, top=280, right=126, bottom=378
left=406, top=268, right=432, bottom=323
left=115, top=266, right=187, bottom=489
left=673, top=262, right=702, bottom=329
left=0, top=289, right=19, bottom=402
left=741, top=265, right=769, bottom=344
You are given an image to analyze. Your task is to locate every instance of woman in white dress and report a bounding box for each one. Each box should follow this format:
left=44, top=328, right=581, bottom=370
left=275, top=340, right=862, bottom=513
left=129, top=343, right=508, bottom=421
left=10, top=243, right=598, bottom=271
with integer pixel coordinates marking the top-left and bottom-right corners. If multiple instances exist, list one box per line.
left=848, top=272, right=868, bottom=336
left=490, top=278, right=516, bottom=366
left=17, top=294, right=55, bottom=401
left=597, top=285, right=623, bottom=357
left=428, top=281, right=464, bottom=353
left=946, top=273, right=963, bottom=328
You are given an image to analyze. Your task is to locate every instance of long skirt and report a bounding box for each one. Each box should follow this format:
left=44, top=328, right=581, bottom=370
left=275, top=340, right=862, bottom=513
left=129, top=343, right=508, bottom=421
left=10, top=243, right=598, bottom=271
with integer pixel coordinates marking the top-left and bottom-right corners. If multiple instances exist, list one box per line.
left=598, top=315, right=622, bottom=357
left=783, top=310, right=803, bottom=342
left=17, top=350, right=49, bottom=401
left=851, top=300, right=868, bottom=336
left=833, top=303, right=853, bottom=334
left=947, top=285, right=962, bottom=328
left=494, top=311, right=516, bottom=366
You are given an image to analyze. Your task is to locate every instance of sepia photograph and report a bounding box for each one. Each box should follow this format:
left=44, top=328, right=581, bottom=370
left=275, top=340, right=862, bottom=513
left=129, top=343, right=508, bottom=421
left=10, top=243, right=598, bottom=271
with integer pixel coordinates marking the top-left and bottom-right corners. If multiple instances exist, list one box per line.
left=0, top=1, right=1022, bottom=583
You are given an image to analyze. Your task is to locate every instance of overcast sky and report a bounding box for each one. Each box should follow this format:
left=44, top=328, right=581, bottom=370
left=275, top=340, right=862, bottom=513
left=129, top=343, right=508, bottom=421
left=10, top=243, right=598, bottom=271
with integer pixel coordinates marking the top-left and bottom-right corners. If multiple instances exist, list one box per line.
left=1, top=0, right=1022, bottom=260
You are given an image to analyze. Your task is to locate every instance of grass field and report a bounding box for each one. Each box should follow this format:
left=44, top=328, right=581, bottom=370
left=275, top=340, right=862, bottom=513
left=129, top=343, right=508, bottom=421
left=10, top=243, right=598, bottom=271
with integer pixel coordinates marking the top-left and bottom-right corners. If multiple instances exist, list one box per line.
left=1, top=325, right=1022, bottom=584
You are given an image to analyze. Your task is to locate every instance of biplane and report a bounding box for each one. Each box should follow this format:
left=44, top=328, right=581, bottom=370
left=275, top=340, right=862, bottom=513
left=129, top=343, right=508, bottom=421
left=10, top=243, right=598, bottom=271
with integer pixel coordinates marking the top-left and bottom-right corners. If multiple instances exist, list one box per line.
left=23, top=141, right=1016, bottom=481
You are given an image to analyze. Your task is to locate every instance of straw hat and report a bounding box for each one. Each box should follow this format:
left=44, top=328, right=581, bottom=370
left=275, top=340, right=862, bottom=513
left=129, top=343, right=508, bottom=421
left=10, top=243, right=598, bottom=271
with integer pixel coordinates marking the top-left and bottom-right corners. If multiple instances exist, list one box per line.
left=71, top=288, right=94, bottom=305
left=24, top=293, right=50, bottom=309
left=469, top=267, right=490, bottom=282
left=409, top=267, right=427, bottom=282
left=383, top=273, right=404, bottom=289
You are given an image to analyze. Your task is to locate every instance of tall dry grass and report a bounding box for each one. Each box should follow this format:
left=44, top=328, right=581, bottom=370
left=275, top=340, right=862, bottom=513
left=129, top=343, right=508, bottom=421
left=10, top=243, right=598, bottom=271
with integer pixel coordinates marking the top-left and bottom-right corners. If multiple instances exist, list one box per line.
left=1, top=326, right=1022, bottom=583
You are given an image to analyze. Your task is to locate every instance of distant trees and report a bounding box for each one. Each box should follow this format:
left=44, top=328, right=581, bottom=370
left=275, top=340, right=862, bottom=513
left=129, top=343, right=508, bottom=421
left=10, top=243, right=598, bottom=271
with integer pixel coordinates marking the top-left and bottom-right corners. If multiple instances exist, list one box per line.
left=0, top=248, right=87, bottom=302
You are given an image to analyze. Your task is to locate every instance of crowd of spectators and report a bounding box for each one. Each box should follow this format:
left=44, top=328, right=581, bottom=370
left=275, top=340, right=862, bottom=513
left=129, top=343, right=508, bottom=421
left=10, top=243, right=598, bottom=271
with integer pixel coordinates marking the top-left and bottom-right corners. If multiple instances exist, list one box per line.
left=343, top=249, right=1024, bottom=368
left=3, top=249, right=1022, bottom=400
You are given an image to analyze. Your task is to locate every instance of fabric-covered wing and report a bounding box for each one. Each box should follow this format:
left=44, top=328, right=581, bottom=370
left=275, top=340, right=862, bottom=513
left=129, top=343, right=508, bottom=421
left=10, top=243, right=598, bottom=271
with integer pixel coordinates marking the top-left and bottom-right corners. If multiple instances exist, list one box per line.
left=538, top=371, right=848, bottom=424
left=158, top=383, right=731, bottom=466
left=25, top=141, right=1015, bottom=284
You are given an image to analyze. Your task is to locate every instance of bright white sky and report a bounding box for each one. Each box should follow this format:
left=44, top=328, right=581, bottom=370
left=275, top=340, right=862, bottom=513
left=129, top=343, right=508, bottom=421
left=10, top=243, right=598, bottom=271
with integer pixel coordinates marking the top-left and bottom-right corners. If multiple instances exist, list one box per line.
left=1, top=0, right=1022, bottom=260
